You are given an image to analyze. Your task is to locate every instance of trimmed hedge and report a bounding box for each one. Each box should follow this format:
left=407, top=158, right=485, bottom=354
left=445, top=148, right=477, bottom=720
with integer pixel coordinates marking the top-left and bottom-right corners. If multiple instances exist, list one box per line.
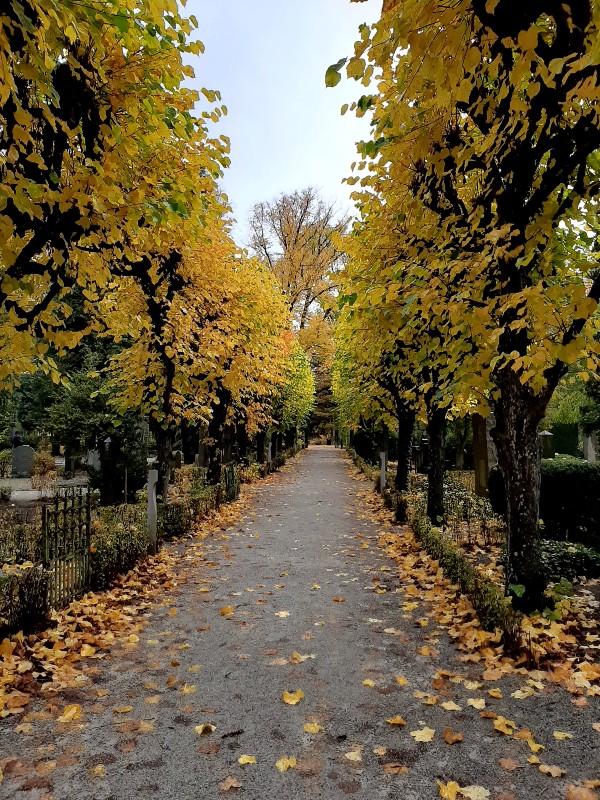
left=489, top=458, right=600, bottom=547
left=409, top=504, right=521, bottom=642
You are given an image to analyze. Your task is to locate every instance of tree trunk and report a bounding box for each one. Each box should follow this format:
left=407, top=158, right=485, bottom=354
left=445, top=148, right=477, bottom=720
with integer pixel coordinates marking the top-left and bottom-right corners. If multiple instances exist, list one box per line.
left=256, top=431, right=267, bottom=464
left=491, top=373, right=546, bottom=610
left=454, top=417, right=469, bottom=469
left=197, top=424, right=209, bottom=468
left=206, top=394, right=229, bottom=485
left=153, top=424, right=172, bottom=500
left=223, top=424, right=235, bottom=465
left=99, top=439, right=123, bottom=506
left=237, top=424, right=249, bottom=463
left=181, top=421, right=199, bottom=465
left=426, top=405, right=446, bottom=523
left=395, top=404, right=415, bottom=493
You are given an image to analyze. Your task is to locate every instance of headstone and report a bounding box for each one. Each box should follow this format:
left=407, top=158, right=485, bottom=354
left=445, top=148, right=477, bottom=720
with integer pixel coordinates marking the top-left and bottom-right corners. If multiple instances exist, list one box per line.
left=147, top=469, right=158, bottom=555
left=538, top=430, right=554, bottom=459
left=11, top=445, right=35, bottom=478
left=169, top=450, right=183, bottom=470
left=86, top=449, right=101, bottom=471
left=583, top=433, right=597, bottom=462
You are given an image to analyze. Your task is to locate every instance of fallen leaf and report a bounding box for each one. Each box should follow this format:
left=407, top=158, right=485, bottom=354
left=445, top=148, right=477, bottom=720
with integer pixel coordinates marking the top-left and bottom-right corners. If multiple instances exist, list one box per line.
left=362, top=679, right=375, bottom=687
left=91, top=764, right=106, bottom=778
left=499, top=758, right=519, bottom=771
left=382, top=763, right=409, bottom=775
left=113, top=706, right=133, bottom=714
left=411, top=726, right=435, bottom=742
left=181, top=684, right=197, bottom=695
left=467, top=698, right=486, bottom=710
left=386, top=715, right=406, bottom=726
left=274, top=611, right=289, bottom=618
left=304, top=722, right=324, bottom=734
left=373, top=746, right=387, bottom=756
left=344, top=750, right=362, bottom=762
left=80, top=644, right=96, bottom=657
left=238, top=755, right=256, bottom=765
left=539, top=764, right=567, bottom=778
left=15, top=723, right=33, bottom=734
left=395, top=676, right=408, bottom=686
left=219, top=606, right=234, bottom=617
left=57, top=704, right=82, bottom=723
left=554, top=731, right=573, bottom=740
left=442, top=728, right=463, bottom=745
left=332, top=596, right=345, bottom=602
left=145, top=695, right=160, bottom=705
left=564, top=786, right=599, bottom=800
left=195, top=723, right=216, bottom=735
left=218, top=776, right=242, bottom=791
left=275, top=756, right=297, bottom=772
left=441, top=701, right=462, bottom=711
left=438, top=781, right=461, bottom=800
left=282, top=689, right=304, bottom=705
left=139, top=721, right=154, bottom=732
left=461, top=787, right=490, bottom=800
left=311, top=584, right=320, bottom=590
left=488, top=689, right=503, bottom=699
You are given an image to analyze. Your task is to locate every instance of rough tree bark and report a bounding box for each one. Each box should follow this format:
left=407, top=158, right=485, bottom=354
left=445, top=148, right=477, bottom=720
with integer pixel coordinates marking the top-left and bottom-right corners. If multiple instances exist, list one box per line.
left=153, top=424, right=173, bottom=501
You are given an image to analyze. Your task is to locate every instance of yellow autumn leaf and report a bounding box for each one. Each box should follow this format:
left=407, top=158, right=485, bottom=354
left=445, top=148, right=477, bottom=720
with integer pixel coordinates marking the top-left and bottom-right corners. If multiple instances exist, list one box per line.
left=395, top=676, right=408, bottom=686
left=180, top=684, right=196, bottom=694
left=438, top=781, right=461, bottom=800
left=282, top=689, right=304, bottom=705
left=195, top=723, right=216, bottom=735
left=80, top=644, right=96, bottom=657
left=344, top=750, right=362, bottom=762
left=238, top=755, right=256, bottom=765
left=386, top=715, right=406, bottom=726
left=553, top=731, right=573, bottom=740
left=362, top=679, right=375, bottom=687
left=219, top=605, right=235, bottom=616
left=275, top=756, right=297, bottom=772
left=113, top=706, right=133, bottom=714
left=460, top=786, right=490, bottom=800
left=467, top=698, right=485, bottom=710
left=410, top=727, right=435, bottom=742
left=441, top=701, right=462, bottom=711
left=91, top=764, right=106, bottom=778
left=57, top=704, right=82, bottom=723
left=304, top=722, right=324, bottom=734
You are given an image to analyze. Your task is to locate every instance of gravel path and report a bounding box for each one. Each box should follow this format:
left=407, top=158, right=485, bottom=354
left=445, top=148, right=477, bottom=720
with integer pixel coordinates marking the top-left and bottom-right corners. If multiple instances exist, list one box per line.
left=0, top=446, right=598, bottom=799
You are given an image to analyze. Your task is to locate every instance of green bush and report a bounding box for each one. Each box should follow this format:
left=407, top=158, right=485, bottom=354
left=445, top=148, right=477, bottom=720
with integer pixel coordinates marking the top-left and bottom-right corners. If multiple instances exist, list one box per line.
left=490, top=458, right=600, bottom=547
left=0, top=564, right=51, bottom=635
left=540, top=540, right=600, bottom=581
left=90, top=504, right=148, bottom=591
left=409, top=504, right=521, bottom=642
left=0, top=449, right=11, bottom=478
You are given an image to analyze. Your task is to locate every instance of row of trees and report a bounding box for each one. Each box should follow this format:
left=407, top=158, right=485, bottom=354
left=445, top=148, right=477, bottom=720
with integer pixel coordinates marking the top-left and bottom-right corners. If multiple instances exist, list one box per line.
left=330, top=0, right=600, bottom=608
left=0, top=1, right=315, bottom=499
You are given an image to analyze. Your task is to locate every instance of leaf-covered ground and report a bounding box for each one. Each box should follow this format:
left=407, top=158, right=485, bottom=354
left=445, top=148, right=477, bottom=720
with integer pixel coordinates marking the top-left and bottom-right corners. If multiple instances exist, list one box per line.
left=0, top=447, right=598, bottom=799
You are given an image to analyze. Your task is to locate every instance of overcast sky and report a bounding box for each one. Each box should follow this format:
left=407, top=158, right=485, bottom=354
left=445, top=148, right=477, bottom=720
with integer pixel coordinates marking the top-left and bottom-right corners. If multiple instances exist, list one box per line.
left=187, top=0, right=381, bottom=245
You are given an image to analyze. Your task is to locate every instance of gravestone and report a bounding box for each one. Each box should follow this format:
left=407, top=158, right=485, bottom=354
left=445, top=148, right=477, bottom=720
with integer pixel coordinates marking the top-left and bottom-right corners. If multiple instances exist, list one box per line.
left=86, top=449, right=101, bottom=471
left=11, top=445, right=35, bottom=478
left=473, top=414, right=498, bottom=496
left=169, top=450, right=183, bottom=470
left=583, top=433, right=598, bottom=462
left=538, top=430, right=555, bottom=459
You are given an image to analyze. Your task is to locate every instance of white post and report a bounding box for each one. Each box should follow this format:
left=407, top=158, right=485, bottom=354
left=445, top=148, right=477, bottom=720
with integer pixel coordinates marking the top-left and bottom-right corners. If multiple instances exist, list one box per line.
left=147, top=468, right=158, bottom=555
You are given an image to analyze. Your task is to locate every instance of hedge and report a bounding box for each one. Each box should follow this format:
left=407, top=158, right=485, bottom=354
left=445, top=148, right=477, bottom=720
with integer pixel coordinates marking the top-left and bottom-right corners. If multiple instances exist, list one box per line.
left=489, top=457, right=600, bottom=547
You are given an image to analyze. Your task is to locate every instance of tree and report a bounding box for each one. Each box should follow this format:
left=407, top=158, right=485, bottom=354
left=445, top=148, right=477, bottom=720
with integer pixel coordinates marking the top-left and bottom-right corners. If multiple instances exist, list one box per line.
left=332, top=1, right=600, bottom=608
left=248, top=188, right=347, bottom=329
left=0, top=0, right=229, bottom=384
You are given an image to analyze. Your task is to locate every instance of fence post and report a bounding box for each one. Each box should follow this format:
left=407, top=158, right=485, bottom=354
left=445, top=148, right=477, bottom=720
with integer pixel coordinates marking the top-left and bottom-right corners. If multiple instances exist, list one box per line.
left=147, top=468, right=158, bottom=555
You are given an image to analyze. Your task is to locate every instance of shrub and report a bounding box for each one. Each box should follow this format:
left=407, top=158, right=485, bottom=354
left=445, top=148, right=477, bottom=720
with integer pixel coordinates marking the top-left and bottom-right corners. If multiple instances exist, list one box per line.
left=0, top=484, right=11, bottom=502
left=90, top=504, right=148, bottom=591
left=0, top=449, right=11, bottom=478
left=408, top=503, right=521, bottom=641
left=33, top=450, right=55, bottom=476
left=490, top=458, right=600, bottom=547
left=540, top=540, right=600, bottom=582
left=0, top=564, right=51, bottom=635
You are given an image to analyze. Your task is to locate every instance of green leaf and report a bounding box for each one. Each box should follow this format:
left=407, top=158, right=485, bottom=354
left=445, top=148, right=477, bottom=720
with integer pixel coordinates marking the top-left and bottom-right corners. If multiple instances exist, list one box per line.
left=325, top=58, right=347, bottom=88
left=508, top=583, right=526, bottom=598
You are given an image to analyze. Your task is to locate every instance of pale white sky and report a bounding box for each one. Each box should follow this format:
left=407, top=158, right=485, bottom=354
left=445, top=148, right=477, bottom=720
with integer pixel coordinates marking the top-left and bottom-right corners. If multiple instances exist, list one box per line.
left=187, top=0, right=381, bottom=244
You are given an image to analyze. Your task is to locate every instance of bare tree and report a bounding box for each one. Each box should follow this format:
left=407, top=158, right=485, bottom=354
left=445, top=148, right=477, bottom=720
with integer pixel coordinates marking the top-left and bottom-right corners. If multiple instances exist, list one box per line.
left=248, top=187, right=347, bottom=329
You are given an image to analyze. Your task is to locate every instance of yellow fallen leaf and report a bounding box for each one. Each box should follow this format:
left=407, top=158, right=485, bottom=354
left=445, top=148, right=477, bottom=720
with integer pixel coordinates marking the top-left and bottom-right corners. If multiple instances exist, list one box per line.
left=488, top=689, right=503, bottom=699
left=198, top=587, right=211, bottom=593
left=195, top=723, right=216, bottom=735
left=362, top=679, right=375, bottom=687
left=282, top=689, right=304, bottom=705
left=539, top=764, right=566, bottom=777
left=238, top=755, right=256, bottom=765
left=275, top=756, right=297, bottom=772
left=80, top=644, right=96, bottom=657
left=15, top=723, right=33, bottom=734
left=113, top=706, right=133, bottom=714
left=386, top=715, right=406, bottom=726
left=441, top=701, right=462, bottom=711
left=373, top=746, right=387, bottom=756
left=395, top=676, right=408, bottom=686
left=411, top=727, right=435, bottom=742
left=344, top=750, right=362, bottom=762
left=493, top=716, right=516, bottom=735
left=311, top=584, right=320, bottom=590
left=180, top=684, right=196, bottom=694
left=91, top=764, right=106, bottom=778
left=220, top=606, right=234, bottom=616
left=461, top=786, right=490, bottom=800
left=382, top=763, right=409, bottom=775
left=145, top=695, right=160, bottom=705
left=304, top=722, right=324, bottom=734
left=553, top=731, right=573, bottom=740
left=528, top=755, right=541, bottom=765
left=467, top=698, right=485, bottom=710
left=332, top=596, right=345, bottom=602
left=289, top=651, right=312, bottom=664
left=57, top=704, right=82, bottom=723
left=442, top=728, right=463, bottom=745
left=275, top=611, right=290, bottom=618
left=438, top=780, right=461, bottom=799
left=128, top=634, right=139, bottom=644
